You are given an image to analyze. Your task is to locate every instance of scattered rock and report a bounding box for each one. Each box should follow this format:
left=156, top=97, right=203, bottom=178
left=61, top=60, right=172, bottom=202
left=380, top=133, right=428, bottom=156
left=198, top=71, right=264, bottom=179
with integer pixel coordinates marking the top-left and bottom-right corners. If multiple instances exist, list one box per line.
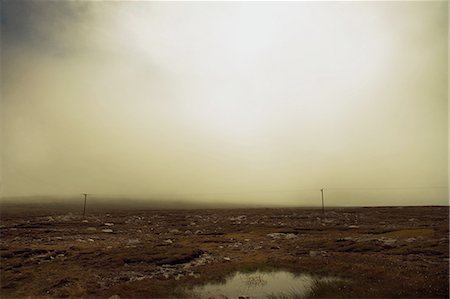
left=109, top=295, right=121, bottom=299
left=58, top=214, right=76, bottom=221
left=379, top=238, right=397, bottom=245
left=174, top=273, right=184, bottom=280
left=285, top=233, right=297, bottom=239
left=231, top=242, right=242, bottom=248
left=101, top=229, right=114, bottom=233
left=267, top=233, right=297, bottom=239
left=87, top=227, right=97, bottom=231
left=230, top=215, right=247, bottom=222
left=104, top=223, right=114, bottom=226
left=348, top=225, right=359, bottom=229
left=309, top=250, right=327, bottom=257
left=223, top=257, right=231, bottom=261
left=309, top=251, right=319, bottom=257
left=164, top=239, right=173, bottom=244
left=267, top=233, right=282, bottom=239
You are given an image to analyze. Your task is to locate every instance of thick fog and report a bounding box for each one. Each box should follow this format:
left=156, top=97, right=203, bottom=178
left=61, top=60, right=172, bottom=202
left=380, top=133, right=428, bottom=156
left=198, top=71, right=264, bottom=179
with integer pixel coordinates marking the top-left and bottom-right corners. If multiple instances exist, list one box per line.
left=1, top=1, right=448, bottom=206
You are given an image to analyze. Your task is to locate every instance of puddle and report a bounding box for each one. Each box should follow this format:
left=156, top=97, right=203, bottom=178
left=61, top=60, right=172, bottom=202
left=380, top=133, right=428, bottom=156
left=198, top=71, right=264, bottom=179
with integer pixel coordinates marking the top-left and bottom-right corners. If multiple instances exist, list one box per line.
left=189, top=270, right=343, bottom=298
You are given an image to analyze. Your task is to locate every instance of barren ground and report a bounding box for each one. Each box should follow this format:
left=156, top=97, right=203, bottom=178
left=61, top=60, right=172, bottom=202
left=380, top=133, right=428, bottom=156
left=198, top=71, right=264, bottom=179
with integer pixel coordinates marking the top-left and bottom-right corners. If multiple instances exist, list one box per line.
left=0, top=206, right=448, bottom=298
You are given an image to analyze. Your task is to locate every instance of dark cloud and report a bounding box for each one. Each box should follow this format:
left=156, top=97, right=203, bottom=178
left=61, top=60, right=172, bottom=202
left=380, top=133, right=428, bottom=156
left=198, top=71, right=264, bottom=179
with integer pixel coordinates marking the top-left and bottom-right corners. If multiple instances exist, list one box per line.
left=1, top=0, right=93, bottom=52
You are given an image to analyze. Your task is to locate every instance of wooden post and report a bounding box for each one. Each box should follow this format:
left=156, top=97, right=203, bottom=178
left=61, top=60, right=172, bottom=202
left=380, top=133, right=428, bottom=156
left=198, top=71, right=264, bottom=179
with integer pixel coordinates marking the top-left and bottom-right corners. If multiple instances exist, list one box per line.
left=83, top=193, right=88, bottom=217
left=320, top=188, right=324, bottom=214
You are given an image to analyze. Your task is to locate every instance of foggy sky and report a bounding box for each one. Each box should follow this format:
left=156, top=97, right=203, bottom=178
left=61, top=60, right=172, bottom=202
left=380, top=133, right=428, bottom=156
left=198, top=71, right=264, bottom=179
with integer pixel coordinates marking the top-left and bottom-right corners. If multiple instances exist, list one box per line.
left=1, top=1, right=448, bottom=206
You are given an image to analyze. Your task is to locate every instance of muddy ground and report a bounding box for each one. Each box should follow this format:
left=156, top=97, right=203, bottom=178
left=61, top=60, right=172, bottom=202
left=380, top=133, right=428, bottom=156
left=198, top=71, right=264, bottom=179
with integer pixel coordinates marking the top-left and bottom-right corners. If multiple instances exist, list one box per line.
left=0, top=206, right=448, bottom=298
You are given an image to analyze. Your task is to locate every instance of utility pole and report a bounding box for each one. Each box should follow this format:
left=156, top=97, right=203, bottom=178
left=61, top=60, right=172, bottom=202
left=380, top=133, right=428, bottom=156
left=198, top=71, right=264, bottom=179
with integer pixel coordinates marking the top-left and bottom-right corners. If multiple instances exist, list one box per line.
left=83, top=193, right=88, bottom=217
left=320, top=188, right=325, bottom=214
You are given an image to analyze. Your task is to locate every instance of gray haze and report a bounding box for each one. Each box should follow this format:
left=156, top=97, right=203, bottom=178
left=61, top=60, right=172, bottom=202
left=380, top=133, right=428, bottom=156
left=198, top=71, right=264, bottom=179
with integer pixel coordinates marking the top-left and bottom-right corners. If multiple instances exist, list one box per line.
left=0, top=1, right=448, bottom=206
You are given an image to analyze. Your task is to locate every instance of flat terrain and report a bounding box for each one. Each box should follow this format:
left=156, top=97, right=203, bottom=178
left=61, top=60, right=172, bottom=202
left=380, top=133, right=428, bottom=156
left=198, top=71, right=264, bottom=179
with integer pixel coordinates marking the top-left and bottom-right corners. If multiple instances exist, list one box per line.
left=0, top=206, right=448, bottom=298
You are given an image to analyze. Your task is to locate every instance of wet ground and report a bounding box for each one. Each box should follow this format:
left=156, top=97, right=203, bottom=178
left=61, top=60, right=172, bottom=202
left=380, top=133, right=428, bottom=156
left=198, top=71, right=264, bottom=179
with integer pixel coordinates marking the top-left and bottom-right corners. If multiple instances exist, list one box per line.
left=0, top=206, right=448, bottom=298
left=190, top=270, right=343, bottom=298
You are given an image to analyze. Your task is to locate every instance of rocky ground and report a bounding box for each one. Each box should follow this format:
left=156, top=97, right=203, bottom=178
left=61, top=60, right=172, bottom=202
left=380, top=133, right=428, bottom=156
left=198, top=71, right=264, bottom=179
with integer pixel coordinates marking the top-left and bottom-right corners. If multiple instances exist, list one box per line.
left=0, top=206, right=448, bottom=298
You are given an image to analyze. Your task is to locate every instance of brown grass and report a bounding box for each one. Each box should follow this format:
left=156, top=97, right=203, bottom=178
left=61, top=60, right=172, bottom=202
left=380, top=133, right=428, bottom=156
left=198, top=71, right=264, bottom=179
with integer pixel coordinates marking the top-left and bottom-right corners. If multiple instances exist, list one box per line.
left=1, top=206, right=448, bottom=298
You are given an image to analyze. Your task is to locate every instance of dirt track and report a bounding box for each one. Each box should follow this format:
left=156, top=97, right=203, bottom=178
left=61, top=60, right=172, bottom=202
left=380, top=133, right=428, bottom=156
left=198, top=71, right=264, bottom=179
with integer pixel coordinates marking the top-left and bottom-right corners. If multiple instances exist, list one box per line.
left=0, top=206, right=448, bottom=298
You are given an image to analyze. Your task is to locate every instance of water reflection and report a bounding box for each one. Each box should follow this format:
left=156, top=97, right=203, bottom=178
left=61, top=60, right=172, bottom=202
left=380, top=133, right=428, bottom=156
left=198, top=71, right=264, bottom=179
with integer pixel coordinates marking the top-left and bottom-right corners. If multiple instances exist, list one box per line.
left=190, top=270, right=342, bottom=299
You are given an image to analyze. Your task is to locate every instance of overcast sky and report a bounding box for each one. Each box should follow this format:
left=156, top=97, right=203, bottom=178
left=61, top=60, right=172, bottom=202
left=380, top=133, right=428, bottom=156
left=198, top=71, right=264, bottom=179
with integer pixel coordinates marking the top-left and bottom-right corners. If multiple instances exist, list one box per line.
left=1, top=1, right=448, bottom=206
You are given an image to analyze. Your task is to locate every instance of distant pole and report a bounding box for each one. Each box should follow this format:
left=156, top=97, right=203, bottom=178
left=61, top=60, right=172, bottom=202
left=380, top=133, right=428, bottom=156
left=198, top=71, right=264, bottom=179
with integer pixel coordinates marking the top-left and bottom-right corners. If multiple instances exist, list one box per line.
left=320, top=188, right=325, bottom=214
left=83, top=193, right=88, bottom=217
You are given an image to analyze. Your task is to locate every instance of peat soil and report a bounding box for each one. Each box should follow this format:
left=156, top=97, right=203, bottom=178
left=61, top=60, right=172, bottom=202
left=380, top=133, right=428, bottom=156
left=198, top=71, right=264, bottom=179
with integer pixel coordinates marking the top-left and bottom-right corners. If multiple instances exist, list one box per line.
left=0, top=206, right=448, bottom=298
